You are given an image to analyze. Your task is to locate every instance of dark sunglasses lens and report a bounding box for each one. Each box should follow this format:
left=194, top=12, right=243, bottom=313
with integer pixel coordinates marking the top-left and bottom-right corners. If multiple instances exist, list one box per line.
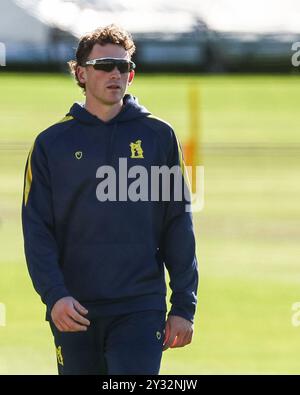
left=117, top=62, right=130, bottom=73
left=93, top=62, right=115, bottom=72
left=93, top=60, right=131, bottom=73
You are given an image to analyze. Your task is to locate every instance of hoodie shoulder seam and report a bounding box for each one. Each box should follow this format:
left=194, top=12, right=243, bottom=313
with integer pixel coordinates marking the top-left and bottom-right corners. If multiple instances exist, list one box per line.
left=139, top=115, right=173, bottom=140
left=56, top=115, right=74, bottom=124
left=146, top=114, right=173, bottom=129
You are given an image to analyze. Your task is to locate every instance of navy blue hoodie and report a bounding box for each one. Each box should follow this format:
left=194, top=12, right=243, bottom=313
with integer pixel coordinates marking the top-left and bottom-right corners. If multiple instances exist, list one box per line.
left=22, top=94, right=198, bottom=323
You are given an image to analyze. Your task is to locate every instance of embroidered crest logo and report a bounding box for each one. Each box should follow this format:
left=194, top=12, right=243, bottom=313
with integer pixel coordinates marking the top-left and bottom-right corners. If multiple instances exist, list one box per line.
left=75, top=151, right=83, bottom=160
left=130, top=140, right=144, bottom=158
left=56, top=345, right=64, bottom=366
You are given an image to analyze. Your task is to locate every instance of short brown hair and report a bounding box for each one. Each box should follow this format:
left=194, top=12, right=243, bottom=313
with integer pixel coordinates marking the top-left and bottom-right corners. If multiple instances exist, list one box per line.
left=68, top=24, right=136, bottom=91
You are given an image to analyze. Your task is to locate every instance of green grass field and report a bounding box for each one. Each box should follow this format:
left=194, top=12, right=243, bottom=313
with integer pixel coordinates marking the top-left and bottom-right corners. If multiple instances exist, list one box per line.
left=0, top=72, right=300, bottom=374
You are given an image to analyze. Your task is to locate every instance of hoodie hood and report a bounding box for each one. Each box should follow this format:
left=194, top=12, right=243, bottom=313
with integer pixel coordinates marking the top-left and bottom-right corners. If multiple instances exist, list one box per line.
left=68, top=94, right=151, bottom=126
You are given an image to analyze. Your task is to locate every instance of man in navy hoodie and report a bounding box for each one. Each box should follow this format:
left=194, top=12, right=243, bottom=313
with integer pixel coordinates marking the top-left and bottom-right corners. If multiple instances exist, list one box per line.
left=22, top=24, right=198, bottom=375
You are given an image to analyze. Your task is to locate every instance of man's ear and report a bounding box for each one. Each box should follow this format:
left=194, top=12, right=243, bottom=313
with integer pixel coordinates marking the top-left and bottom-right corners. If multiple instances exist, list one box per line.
left=76, top=65, right=87, bottom=85
left=128, top=70, right=135, bottom=85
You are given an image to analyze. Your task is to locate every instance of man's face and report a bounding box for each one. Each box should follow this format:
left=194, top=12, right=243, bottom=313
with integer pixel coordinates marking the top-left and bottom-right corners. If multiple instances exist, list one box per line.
left=77, top=43, right=134, bottom=105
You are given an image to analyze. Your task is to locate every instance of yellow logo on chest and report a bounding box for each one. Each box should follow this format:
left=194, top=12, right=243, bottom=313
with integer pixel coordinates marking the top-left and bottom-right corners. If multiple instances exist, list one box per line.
left=130, top=140, right=144, bottom=158
left=75, top=151, right=83, bottom=160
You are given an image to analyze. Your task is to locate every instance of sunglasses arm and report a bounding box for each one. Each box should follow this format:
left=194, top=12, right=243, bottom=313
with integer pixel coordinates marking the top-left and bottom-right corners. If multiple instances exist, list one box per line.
left=85, top=60, right=97, bottom=66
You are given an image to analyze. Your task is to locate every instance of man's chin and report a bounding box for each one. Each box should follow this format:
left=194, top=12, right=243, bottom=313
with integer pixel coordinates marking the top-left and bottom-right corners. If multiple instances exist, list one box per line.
left=102, top=93, right=124, bottom=106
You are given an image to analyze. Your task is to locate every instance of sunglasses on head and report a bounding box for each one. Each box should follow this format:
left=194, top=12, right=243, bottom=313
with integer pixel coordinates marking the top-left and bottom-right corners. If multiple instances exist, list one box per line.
left=84, top=57, right=136, bottom=73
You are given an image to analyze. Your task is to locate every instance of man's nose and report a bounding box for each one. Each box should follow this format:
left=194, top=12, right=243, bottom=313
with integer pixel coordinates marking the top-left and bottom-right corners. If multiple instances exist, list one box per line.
left=110, top=66, right=121, bottom=76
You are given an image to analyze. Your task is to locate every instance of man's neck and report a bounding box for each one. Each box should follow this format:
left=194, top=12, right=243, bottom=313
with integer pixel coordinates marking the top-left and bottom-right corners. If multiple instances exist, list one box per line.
left=84, top=97, right=123, bottom=122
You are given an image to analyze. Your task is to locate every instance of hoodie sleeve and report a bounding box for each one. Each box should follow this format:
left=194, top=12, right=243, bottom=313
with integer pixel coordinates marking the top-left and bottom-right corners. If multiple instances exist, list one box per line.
left=21, top=137, right=70, bottom=314
left=161, top=129, right=199, bottom=323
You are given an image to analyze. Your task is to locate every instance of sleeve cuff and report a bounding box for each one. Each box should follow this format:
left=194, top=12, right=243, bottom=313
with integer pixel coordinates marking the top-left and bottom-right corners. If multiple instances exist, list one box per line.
left=43, top=285, right=70, bottom=315
left=168, top=306, right=195, bottom=324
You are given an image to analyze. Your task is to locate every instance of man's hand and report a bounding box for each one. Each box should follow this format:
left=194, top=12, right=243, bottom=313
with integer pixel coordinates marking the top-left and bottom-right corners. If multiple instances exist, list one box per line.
left=163, top=315, right=193, bottom=351
left=51, top=296, right=90, bottom=332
